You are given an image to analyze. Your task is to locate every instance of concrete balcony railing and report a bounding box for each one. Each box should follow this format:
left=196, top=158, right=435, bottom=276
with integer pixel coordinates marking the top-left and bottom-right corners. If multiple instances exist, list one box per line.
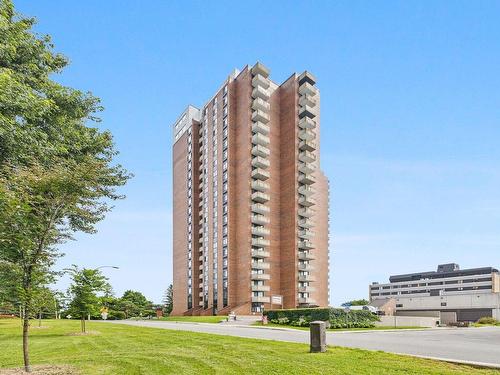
left=298, top=162, right=315, bottom=175
left=298, top=285, right=316, bottom=293
left=298, top=251, right=315, bottom=261
left=199, top=274, right=204, bottom=280
left=251, top=214, right=270, bottom=225
left=198, top=300, right=204, bottom=306
left=298, top=263, right=314, bottom=271
left=252, top=167, right=270, bottom=181
left=252, top=121, right=270, bottom=135
left=298, top=207, right=314, bottom=218
left=198, top=227, right=203, bottom=234
left=299, top=116, right=316, bottom=130
left=298, top=71, right=316, bottom=86
left=298, top=217, right=313, bottom=229
left=298, top=274, right=315, bottom=282
left=299, top=94, right=317, bottom=108
left=251, top=261, right=270, bottom=270
left=252, top=249, right=270, bottom=258
left=252, top=225, right=270, bottom=236
left=299, top=104, right=317, bottom=119
left=199, top=282, right=204, bottom=288
left=252, top=133, right=270, bottom=147
left=251, top=273, right=271, bottom=280
left=252, top=238, right=270, bottom=247
left=199, top=291, right=204, bottom=297
left=198, top=255, right=204, bottom=262
left=298, top=195, right=316, bottom=207
left=252, top=109, right=270, bottom=123
left=299, top=140, right=316, bottom=152
left=252, top=74, right=270, bottom=89
left=251, top=203, right=270, bottom=215
left=251, top=62, right=270, bottom=78
left=252, top=180, right=269, bottom=192
left=252, top=296, right=271, bottom=303
left=252, top=285, right=271, bottom=292
left=298, top=173, right=315, bottom=185
left=252, top=156, right=270, bottom=169
left=298, top=230, right=315, bottom=240
left=198, top=264, right=204, bottom=271
left=298, top=185, right=315, bottom=196
left=252, top=86, right=270, bottom=101
left=298, top=297, right=316, bottom=305
left=252, top=144, right=270, bottom=158
left=298, top=81, right=317, bottom=97
left=299, top=150, right=316, bottom=163
left=298, top=240, right=314, bottom=250
left=252, top=191, right=270, bottom=203
left=252, top=97, right=271, bottom=112
left=299, top=129, right=316, bottom=142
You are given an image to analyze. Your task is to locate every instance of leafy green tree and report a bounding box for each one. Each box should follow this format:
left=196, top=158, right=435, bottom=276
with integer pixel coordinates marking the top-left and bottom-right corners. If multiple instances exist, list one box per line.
left=0, top=1, right=130, bottom=371
left=119, top=290, right=153, bottom=318
left=342, top=299, right=369, bottom=307
left=163, top=284, right=173, bottom=315
left=66, top=266, right=111, bottom=333
left=31, top=287, right=56, bottom=327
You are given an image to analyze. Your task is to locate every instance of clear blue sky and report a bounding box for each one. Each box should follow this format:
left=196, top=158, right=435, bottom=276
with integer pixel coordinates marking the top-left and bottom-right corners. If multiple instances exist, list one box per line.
left=15, top=1, right=500, bottom=305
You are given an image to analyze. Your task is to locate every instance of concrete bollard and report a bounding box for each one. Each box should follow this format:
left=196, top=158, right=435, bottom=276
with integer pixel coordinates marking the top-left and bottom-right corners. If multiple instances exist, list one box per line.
left=310, top=321, right=327, bottom=353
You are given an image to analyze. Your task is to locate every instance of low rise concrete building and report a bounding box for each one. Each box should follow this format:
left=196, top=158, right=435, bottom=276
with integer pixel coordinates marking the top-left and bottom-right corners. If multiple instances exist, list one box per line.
left=370, top=263, right=500, bottom=322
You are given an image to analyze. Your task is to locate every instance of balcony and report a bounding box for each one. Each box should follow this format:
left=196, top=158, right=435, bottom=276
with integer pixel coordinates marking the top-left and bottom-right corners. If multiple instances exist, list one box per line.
left=299, top=150, right=316, bottom=163
left=198, top=301, right=204, bottom=306
left=252, top=74, right=270, bottom=89
left=252, top=226, right=270, bottom=236
left=298, top=185, right=315, bottom=196
left=299, top=94, right=317, bottom=108
left=252, top=168, right=270, bottom=181
left=198, top=264, right=203, bottom=271
left=198, top=255, right=204, bottom=261
left=298, top=230, right=315, bottom=240
left=298, top=263, right=314, bottom=271
left=252, top=296, right=271, bottom=303
left=252, top=191, right=270, bottom=203
left=251, top=62, right=270, bottom=78
left=298, top=285, right=316, bottom=293
left=252, top=109, right=270, bottom=123
left=298, top=195, right=315, bottom=207
left=199, top=274, right=204, bottom=280
left=252, top=121, right=270, bottom=135
left=298, top=162, right=315, bottom=174
left=298, top=297, right=316, bottom=305
left=299, top=129, right=316, bottom=142
left=252, top=97, right=270, bottom=112
left=198, top=227, right=203, bottom=234
left=252, top=214, right=270, bottom=225
left=298, top=71, right=316, bottom=86
left=298, top=207, right=314, bottom=218
left=298, top=274, right=315, bottom=282
left=299, top=140, right=316, bottom=152
left=199, top=282, right=203, bottom=288
left=299, top=116, right=316, bottom=130
left=298, top=218, right=313, bottom=229
left=251, top=261, right=270, bottom=270
left=298, top=173, right=315, bottom=185
left=298, top=251, right=315, bottom=261
left=252, top=180, right=269, bottom=192
left=298, top=240, right=314, bottom=250
left=199, top=291, right=204, bottom=297
left=298, top=81, right=317, bottom=97
left=252, top=156, right=270, bottom=169
left=252, top=285, right=271, bottom=292
left=252, top=86, right=270, bottom=101
left=252, top=144, right=270, bottom=158
left=252, top=249, right=270, bottom=258
left=251, top=273, right=271, bottom=280
left=299, top=104, right=316, bottom=119
left=252, top=133, right=270, bottom=147
left=252, top=238, right=270, bottom=247
left=251, top=203, right=270, bottom=215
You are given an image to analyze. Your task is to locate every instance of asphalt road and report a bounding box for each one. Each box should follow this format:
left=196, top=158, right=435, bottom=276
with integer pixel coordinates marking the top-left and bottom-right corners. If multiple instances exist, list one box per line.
left=105, top=320, right=500, bottom=368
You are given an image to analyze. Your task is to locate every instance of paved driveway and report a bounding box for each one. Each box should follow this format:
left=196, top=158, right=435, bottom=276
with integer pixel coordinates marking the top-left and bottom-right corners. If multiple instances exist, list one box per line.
left=104, top=320, right=500, bottom=368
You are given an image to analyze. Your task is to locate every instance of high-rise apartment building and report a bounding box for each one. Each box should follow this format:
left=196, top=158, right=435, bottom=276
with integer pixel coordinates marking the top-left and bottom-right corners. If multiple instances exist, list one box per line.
left=172, top=63, right=330, bottom=315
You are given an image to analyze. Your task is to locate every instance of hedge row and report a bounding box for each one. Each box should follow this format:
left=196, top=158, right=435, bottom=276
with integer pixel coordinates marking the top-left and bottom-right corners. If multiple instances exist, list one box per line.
left=264, top=308, right=379, bottom=328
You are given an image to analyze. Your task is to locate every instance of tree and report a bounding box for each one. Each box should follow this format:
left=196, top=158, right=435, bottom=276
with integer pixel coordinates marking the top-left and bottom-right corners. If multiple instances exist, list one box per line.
left=0, top=1, right=130, bottom=371
left=342, top=299, right=369, bottom=307
left=118, top=290, right=153, bottom=318
left=163, top=284, right=173, bottom=315
left=66, top=266, right=111, bottom=333
left=31, top=287, right=56, bottom=327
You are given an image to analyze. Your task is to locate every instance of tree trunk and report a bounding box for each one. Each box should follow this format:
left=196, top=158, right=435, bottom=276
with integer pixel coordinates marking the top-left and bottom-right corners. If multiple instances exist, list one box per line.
left=23, top=309, right=31, bottom=372
left=81, top=317, right=86, bottom=333
left=38, top=312, right=42, bottom=327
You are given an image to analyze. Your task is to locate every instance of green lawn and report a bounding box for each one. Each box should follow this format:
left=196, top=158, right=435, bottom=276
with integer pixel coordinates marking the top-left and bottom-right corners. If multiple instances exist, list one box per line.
left=0, top=319, right=497, bottom=374
left=253, top=321, right=427, bottom=331
left=156, top=315, right=224, bottom=323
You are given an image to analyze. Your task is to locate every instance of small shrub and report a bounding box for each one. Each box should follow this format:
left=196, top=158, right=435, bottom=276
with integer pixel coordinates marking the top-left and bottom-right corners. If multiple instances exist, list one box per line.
left=477, top=316, right=498, bottom=325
